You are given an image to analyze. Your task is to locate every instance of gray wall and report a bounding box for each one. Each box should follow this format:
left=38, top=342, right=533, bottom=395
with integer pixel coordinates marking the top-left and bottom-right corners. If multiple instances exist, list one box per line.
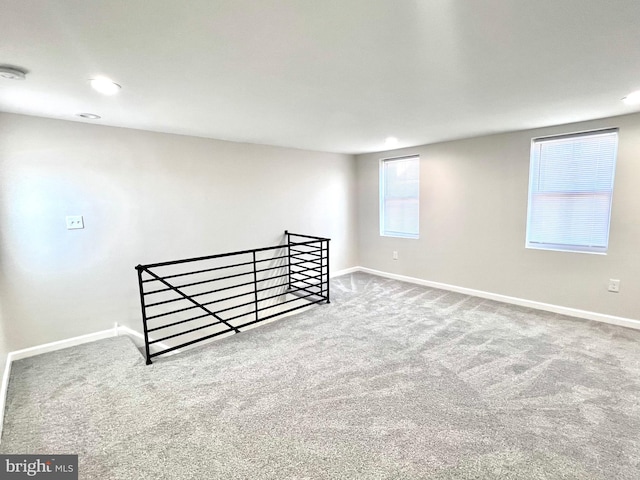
left=357, top=113, right=640, bottom=320
left=0, top=113, right=358, bottom=356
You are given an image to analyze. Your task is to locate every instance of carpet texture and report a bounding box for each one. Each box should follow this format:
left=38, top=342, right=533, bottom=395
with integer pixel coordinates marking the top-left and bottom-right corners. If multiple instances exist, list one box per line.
left=2, top=272, right=639, bottom=479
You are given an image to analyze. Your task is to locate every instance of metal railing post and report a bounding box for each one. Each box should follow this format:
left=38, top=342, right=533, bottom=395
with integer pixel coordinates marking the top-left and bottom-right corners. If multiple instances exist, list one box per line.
left=252, top=251, right=259, bottom=323
left=285, top=230, right=291, bottom=290
left=325, top=240, right=330, bottom=303
left=136, top=265, right=153, bottom=365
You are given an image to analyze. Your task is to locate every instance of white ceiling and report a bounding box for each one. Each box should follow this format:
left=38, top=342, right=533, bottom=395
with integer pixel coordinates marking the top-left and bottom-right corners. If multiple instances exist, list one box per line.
left=1, top=0, right=640, bottom=154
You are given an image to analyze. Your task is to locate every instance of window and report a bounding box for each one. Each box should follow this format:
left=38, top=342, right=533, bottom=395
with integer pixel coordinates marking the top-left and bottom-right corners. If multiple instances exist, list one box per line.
left=526, top=129, right=618, bottom=254
left=380, top=155, right=419, bottom=239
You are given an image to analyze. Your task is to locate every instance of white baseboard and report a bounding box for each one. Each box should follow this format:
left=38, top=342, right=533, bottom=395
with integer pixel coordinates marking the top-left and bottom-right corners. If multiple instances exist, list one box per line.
left=356, top=266, right=640, bottom=331
left=1, top=325, right=122, bottom=439
left=0, top=359, right=13, bottom=444
left=331, top=266, right=361, bottom=278
left=8, top=327, right=119, bottom=363
left=0, top=323, right=149, bottom=442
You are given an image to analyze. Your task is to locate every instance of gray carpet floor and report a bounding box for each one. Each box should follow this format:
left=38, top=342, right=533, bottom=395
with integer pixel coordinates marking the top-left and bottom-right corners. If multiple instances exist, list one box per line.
left=2, top=272, right=639, bottom=479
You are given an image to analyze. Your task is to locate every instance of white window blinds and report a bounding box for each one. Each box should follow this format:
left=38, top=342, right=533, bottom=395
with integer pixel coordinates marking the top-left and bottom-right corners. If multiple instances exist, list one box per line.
left=380, top=155, right=419, bottom=239
left=526, top=129, right=618, bottom=254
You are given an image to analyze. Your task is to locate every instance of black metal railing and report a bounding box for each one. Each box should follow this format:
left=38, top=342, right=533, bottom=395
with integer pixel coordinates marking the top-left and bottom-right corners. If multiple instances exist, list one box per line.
left=135, top=231, right=330, bottom=364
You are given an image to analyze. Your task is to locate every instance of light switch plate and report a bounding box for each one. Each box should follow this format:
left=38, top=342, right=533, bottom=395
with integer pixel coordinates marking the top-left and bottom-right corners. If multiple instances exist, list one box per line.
left=608, top=279, right=620, bottom=293
left=66, top=215, right=84, bottom=230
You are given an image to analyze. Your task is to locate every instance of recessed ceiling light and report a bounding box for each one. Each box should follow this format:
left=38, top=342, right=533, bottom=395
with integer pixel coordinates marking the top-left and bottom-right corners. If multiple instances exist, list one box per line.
left=76, top=113, right=101, bottom=119
left=0, top=66, right=27, bottom=80
left=384, top=137, right=399, bottom=147
left=622, top=90, right=640, bottom=106
left=90, top=76, right=121, bottom=95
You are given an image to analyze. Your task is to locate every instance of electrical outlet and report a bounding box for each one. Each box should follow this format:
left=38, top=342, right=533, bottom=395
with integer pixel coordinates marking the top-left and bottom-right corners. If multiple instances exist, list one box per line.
left=392, top=251, right=398, bottom=260
left=608, top=279, right=620, bottom=293
left=66, top=215, right=84, bottom=230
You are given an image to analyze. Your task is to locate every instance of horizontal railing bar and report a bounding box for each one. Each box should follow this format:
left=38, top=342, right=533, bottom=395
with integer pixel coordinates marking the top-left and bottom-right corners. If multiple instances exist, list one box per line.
left=290, top=248, right=322, bottom=258
left=147, top=312, right=213, bottom=333
left=255, top=264, right=289, bottom=276
left=142, top=254, right=289, bottom=284
left=286, top=232, right=331, bottom=241
left=291, top=252, right=324, bottom=261
left=291, top=276, right=323, bottom=290
left=288, top=241, right=325, bottom=249
left=288, top=242, right=321, bottom=249
left=180, top=277, right=259, bottom=297
left=291, top=251, right=324, bottom=260
left=145, top=296, right=191, bottom=309
left=145, top=270, right=254, bottom=295
left=292, top=267, right=323, bottom=278
left=290, top=265, right=324, bottom=276
left=292, top=260, right=324, bottom=270
left=141, top=260, right=255, bottom=283
left=291, top=270, right=322, bottom=281
left=291, top=273, right=323, bottom=283
left=288, top=285, right=322, bottom=298
left=198, top=290, right=257, bottom=308
left=145, top=261, right=290, bottom=295
left=145, top=280, right=256, bottom=307
left=290, top=244, right=323, bottom=251
left=291, top=275, right=322, bottom=285
left=138, top=239, right=323, bottom=270
left=139, top=247, right=282, bottom=269
left=290, top=257, right=324, bottom=268
left=146, top=305, right=197, bottom=320
left=147, top=297, right=234, bottom=320
left=291, top=242, right=325, bottom=248
left=289, top=255, right=324, bottom=264
left=291, top=263, right=323, bottom=275
left=149, top=327, right=235, bottom=358
left=291, top=269, right=323, bottom=279
left=291, top=282, right=322, bottom=293
left=149, top=318, right=234, bottom=344
left=292, top=285, right=322, bottom=295
left=291, top=265, right=326, bottom=275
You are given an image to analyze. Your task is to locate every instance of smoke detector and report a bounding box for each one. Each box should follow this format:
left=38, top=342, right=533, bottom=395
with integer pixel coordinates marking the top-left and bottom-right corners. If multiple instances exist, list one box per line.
left=0, top=66, right=27, bottom=80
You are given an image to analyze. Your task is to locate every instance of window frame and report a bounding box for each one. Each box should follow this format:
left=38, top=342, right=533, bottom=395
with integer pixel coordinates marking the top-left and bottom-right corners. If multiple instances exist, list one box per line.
left=379, top=154, right=420, bottom=240
left=525, top=128, right=618, bottom=255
